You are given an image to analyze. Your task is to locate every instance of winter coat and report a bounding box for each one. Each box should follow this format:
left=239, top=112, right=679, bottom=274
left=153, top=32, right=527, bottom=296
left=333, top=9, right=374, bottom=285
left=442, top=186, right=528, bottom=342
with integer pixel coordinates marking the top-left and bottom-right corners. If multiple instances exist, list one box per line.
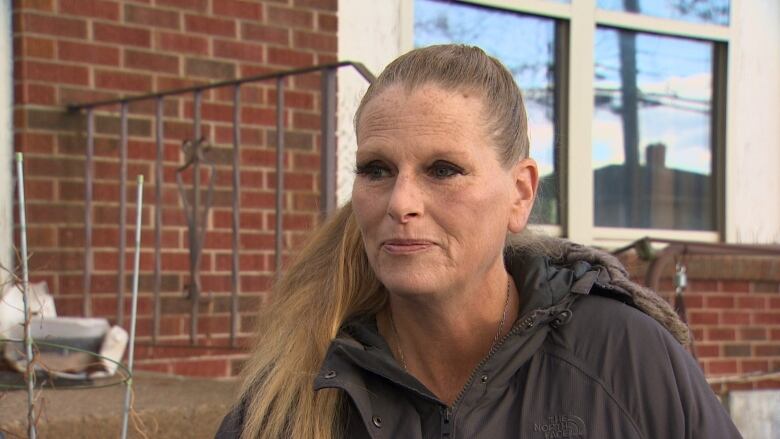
left=216, top=241, right=742, bottom=439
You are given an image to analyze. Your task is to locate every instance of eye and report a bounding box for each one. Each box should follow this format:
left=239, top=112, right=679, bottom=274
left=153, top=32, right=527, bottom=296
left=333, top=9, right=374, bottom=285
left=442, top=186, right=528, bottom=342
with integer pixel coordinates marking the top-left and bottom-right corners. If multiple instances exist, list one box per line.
left=355, top=161, right=392, bottom=180
left=429, top=161, right=465, bottom=179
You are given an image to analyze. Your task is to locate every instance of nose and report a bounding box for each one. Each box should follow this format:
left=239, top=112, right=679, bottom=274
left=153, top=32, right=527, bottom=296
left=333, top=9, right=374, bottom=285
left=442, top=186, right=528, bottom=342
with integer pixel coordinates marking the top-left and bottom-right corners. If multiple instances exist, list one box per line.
left=386, top=173, right=422, bottom=223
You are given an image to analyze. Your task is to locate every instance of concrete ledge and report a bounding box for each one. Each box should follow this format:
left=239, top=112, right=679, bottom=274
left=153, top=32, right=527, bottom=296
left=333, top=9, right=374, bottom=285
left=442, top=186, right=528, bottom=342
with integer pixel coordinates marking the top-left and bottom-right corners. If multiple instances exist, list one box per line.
left=0, top=372, right=240, bottom=438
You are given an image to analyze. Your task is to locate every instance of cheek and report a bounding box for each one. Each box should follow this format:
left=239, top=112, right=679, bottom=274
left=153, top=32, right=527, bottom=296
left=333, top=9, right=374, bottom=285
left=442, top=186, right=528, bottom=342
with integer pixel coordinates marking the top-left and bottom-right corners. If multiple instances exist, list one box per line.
left=351, top=187, right=382, bottom=238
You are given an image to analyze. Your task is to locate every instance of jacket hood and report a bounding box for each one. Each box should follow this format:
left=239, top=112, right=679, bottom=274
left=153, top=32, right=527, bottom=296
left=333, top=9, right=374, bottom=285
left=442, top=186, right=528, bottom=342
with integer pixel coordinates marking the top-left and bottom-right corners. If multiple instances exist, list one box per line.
left=510, top=236, right=690, bottom=345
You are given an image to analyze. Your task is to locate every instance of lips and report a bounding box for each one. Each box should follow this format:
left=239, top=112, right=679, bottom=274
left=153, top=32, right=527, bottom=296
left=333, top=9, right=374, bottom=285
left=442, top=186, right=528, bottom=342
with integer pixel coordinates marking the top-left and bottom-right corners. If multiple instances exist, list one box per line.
left=381, top=239, right=435, bottom=254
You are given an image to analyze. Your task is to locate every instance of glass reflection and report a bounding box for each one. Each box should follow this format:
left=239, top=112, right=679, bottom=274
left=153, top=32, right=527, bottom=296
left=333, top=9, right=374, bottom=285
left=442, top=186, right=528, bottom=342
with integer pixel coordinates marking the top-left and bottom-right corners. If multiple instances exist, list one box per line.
left=593, top=28, right=714, bottom=230
left=598, top=0, right=729, bottom=26
left=414, top=0, right=559, bottom=224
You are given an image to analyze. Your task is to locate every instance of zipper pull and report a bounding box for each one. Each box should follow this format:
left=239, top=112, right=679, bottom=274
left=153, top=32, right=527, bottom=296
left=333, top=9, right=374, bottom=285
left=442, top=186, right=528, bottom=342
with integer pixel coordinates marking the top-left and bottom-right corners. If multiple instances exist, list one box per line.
left=441, top=406, right=453, bottom=438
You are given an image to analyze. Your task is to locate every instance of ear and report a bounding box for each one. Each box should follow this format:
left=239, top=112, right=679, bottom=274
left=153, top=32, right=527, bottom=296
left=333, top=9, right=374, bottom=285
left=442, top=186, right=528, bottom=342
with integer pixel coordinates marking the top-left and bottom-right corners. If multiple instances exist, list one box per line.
left=508, top=158, right=539, bottom=233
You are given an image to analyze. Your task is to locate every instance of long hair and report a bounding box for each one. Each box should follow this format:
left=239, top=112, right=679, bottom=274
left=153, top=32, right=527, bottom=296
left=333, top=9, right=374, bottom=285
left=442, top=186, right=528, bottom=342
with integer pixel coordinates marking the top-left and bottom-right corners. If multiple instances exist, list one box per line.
left=239, top=203, right=384, bottom=438
left=238, top=44, right=530, bottom=438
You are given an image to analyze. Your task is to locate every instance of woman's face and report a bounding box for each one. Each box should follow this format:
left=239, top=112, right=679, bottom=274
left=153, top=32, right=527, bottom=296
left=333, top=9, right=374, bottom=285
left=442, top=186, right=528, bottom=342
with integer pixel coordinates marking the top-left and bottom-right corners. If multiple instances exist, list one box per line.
left=352, top=84, right=537, bottom=298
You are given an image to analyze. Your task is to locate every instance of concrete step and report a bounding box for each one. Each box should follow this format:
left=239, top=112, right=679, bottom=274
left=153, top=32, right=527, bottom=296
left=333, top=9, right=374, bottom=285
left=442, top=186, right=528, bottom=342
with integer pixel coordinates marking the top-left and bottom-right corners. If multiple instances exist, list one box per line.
left=0, top=372, right=240, bottom=438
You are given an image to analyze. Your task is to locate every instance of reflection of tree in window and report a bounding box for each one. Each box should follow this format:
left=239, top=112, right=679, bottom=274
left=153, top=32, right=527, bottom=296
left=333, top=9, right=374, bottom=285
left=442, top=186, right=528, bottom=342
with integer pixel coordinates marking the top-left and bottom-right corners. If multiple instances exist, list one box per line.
left=592, top=24, right=715, bottom=230
left=597, top=0, right=730, bottom=25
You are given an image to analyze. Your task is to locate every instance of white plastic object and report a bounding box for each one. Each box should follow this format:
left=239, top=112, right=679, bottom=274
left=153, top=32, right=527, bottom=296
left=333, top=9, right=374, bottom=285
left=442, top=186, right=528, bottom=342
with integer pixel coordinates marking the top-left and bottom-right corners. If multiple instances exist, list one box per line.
left=0, top=281, right=57, bottom=339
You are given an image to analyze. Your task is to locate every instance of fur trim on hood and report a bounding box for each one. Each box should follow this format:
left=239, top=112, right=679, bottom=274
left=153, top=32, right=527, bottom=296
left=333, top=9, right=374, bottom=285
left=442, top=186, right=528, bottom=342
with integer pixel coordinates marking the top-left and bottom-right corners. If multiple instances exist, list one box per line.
left=510, top=236, right=691, bottom=346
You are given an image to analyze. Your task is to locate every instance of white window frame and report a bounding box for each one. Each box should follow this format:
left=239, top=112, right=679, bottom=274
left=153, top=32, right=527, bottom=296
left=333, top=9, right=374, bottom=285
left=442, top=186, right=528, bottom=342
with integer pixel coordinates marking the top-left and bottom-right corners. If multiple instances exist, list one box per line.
left=0, top=0, right=13, bottom=281
left=404, top=0, right=733, bottom=247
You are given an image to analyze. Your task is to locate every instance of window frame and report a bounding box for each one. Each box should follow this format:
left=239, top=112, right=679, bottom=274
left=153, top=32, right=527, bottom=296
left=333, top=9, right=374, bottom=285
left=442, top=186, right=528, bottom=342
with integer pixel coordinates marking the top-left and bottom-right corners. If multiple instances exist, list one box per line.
left=406, top=0, right=732, bottom=246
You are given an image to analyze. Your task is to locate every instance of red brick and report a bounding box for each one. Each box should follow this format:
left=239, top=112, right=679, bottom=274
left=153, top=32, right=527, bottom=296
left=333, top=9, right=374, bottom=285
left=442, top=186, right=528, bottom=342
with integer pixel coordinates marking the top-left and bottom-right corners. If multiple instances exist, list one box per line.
left=58, top=40, right=120, bottom=66
left=241, top=191, right=276, bottom=209
left=15, top=133, right=55, bottom=154
left=17, top=0, right=54, bottom=12
left=95, top=69, right=152, bottom=92
left=266, top=172, right=314, bottom=191
left=688, top=280, right=718, bottom=293
left=21, top=60, right=89, bottom=85
left=157, top=0, right=207, bottom=12
left=93, top=22, right=151, bottom=47
left=707, top=360, right=738, bottom=375
left=20, top=13, right=87, bottom=38
left=740, top=360, right=769, bottom=373
left=736, top=296, right=766, bottom=309
left=15, top=36, right=55, bottom=59
left=242, top=23, right=289, bottom=45
left=318, top=12, right=337, bottom=32
left=293, top=0, right=336, bottom=11
left=721, top=311, right=750, bottom=325
left=753, top=312, right=780, bottom=325
left=124, top=49, right=179, bottom=74
left=241, top=107, right=275, bottom=125
left=292, top=111, right=320, bottom=130
left=157, top=31, right=208, bottom=55
left=720, top=280, right=750, bottom=293
left=292, top=192, right=319, bottom=210
left=688, top=311, right=719, bottom=326
left=704, top=295, right=733, bottom=309
left=213, top=40, right=265, bottom=63
left=267, top=6, right=312, bottom=28
left=185, top=58, right=236, bottom=80
left=769, top=297, right=780, bottom=308
left=60, top=0, right=120, bottom=21
left=240, top=274, right=273, bottom=292
left=706, top=328, right=735, bottom=341
left=212, top=0, right=263, bottom=20
left=755, top=345, right=780, bottom=357
left=315, top=53, right=337, bottom=64
left=125, top=4, right=180, bottom=29
left=738, top=327, right=767, bottom=341
left=16, top=83, right=57, bottom=105
left=277, top=90, right=314, bottom=110
left=185, top=14, right=235, bottom=37
left=294, top=30, right=336, bottom=52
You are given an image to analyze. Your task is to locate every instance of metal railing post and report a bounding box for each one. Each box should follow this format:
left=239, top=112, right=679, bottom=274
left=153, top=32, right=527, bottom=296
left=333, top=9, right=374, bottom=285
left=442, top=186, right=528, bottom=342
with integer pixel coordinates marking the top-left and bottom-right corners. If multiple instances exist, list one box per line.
left=320, top=67, right=337, bottom=217
left=117, top=103, right=128, bottom=326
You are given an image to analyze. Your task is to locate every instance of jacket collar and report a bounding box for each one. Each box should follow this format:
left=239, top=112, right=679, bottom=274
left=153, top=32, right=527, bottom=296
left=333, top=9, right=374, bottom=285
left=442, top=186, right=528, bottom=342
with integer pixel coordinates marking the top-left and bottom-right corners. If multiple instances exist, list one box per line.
left=314, top=255, right=604, bottom=403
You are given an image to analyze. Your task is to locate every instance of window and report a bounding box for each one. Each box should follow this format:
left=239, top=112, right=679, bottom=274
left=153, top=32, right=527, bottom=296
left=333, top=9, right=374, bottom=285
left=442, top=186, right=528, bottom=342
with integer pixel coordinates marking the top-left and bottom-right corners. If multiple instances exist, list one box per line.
left=412, top=0, right=730, bottom=244
left=593, top=29, right=718, bottom=231
left=414, top=0, right=563, bottom=225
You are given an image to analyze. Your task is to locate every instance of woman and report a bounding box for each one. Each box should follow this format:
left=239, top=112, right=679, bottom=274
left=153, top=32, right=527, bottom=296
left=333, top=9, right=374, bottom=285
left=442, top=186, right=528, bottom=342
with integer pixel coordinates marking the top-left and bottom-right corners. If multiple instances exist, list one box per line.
left=217, top=45, right=741, bottom=438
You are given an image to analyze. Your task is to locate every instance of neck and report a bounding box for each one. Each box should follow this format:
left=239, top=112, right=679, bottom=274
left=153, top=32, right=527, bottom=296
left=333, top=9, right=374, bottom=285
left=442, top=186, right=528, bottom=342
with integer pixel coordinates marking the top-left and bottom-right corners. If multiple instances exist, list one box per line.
left=378, top=266, right=519, bottom=405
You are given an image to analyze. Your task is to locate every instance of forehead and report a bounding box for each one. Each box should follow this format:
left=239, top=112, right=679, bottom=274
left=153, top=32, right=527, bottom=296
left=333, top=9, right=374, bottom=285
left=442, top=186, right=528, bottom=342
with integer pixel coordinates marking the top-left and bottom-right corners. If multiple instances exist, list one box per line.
left=356, top=84, right=488, bottom=146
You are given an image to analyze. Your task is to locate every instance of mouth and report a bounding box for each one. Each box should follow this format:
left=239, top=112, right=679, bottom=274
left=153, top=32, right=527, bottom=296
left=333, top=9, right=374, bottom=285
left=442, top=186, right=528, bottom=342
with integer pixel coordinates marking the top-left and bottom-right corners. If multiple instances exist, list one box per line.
left=381, top=239, right=435, bottom=254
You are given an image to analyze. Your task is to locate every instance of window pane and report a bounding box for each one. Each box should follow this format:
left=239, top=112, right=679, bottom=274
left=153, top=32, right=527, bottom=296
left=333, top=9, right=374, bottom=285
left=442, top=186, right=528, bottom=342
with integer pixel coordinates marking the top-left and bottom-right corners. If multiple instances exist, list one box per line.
left=414, top=0, right=560, bottom=224
left=593, top=28, right=715, bottom=230
left=598, top=0, right=729, bottom=26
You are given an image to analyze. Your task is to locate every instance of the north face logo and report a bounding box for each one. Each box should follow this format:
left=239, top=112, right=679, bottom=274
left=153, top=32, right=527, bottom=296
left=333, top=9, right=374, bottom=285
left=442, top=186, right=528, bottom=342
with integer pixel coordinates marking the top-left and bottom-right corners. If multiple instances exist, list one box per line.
left=533, top=414, right=585, bottom=438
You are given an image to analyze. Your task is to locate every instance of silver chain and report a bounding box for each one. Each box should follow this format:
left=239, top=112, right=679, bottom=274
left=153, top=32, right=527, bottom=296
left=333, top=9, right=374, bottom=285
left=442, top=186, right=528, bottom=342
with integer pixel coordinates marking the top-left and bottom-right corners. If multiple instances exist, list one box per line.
left=389, top=277, right=512, bottom=371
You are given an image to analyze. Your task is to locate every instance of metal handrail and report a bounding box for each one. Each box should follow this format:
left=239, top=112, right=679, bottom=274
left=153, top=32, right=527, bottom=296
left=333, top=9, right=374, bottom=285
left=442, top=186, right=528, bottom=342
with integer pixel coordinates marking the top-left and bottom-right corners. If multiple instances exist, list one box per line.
left=67, top=61, right=375, bottom=346
left=67, top=61, right=375, bottom=111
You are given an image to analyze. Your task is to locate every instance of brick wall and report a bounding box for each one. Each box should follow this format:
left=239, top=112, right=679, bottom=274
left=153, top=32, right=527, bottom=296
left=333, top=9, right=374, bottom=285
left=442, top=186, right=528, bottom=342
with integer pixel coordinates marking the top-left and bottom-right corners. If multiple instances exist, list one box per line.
left=621, top=254, right=780, bottom=392
left=12, top=0, right=337, bottom=376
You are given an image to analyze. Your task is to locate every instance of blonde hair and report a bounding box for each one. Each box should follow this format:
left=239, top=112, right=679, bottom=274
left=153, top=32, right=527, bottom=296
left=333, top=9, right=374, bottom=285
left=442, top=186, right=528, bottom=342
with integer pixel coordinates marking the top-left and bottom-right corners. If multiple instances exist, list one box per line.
left=355, top=44, right=530, bottom=166
left=239, top=203, right=384, bottom=438
left=237, top=44, right=530, bottom=438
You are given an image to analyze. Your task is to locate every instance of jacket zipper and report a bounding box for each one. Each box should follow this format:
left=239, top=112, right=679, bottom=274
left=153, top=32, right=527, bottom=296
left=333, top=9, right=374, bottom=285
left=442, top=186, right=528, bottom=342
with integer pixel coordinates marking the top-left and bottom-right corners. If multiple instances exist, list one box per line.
left=441, top=307, right=546, bottom=436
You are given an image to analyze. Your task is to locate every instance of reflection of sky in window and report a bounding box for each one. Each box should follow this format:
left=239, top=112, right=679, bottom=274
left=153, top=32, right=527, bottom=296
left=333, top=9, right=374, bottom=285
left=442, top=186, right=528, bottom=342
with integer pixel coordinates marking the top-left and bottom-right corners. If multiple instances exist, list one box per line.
left=414, top=0, right=556, bottom=177
left=593, top=28, right=712, bottom=175
left=598, top=0, right=729, bottom=26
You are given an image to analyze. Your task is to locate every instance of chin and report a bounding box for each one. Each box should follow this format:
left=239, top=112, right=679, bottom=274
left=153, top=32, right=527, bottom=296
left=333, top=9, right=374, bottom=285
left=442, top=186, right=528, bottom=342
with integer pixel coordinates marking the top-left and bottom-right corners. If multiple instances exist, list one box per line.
left=375, top=269, right=443, bottom=298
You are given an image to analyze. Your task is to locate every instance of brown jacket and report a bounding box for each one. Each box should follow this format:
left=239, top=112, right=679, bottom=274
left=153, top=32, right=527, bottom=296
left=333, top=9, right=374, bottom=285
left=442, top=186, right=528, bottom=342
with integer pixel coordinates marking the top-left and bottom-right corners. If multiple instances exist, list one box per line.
left=217, top=246, right=742, bottom=438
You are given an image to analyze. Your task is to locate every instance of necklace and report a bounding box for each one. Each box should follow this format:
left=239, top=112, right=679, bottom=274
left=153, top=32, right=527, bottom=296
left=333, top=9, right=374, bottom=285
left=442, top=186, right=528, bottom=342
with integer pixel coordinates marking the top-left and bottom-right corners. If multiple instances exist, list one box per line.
left=388, top=277, right=512, bottom=371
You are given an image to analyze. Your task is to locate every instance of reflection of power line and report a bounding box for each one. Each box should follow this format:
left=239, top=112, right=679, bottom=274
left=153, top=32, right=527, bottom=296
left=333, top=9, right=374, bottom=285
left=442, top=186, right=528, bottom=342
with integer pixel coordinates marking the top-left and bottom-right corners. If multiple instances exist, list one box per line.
left=595, top=88, right=710, bottom=114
